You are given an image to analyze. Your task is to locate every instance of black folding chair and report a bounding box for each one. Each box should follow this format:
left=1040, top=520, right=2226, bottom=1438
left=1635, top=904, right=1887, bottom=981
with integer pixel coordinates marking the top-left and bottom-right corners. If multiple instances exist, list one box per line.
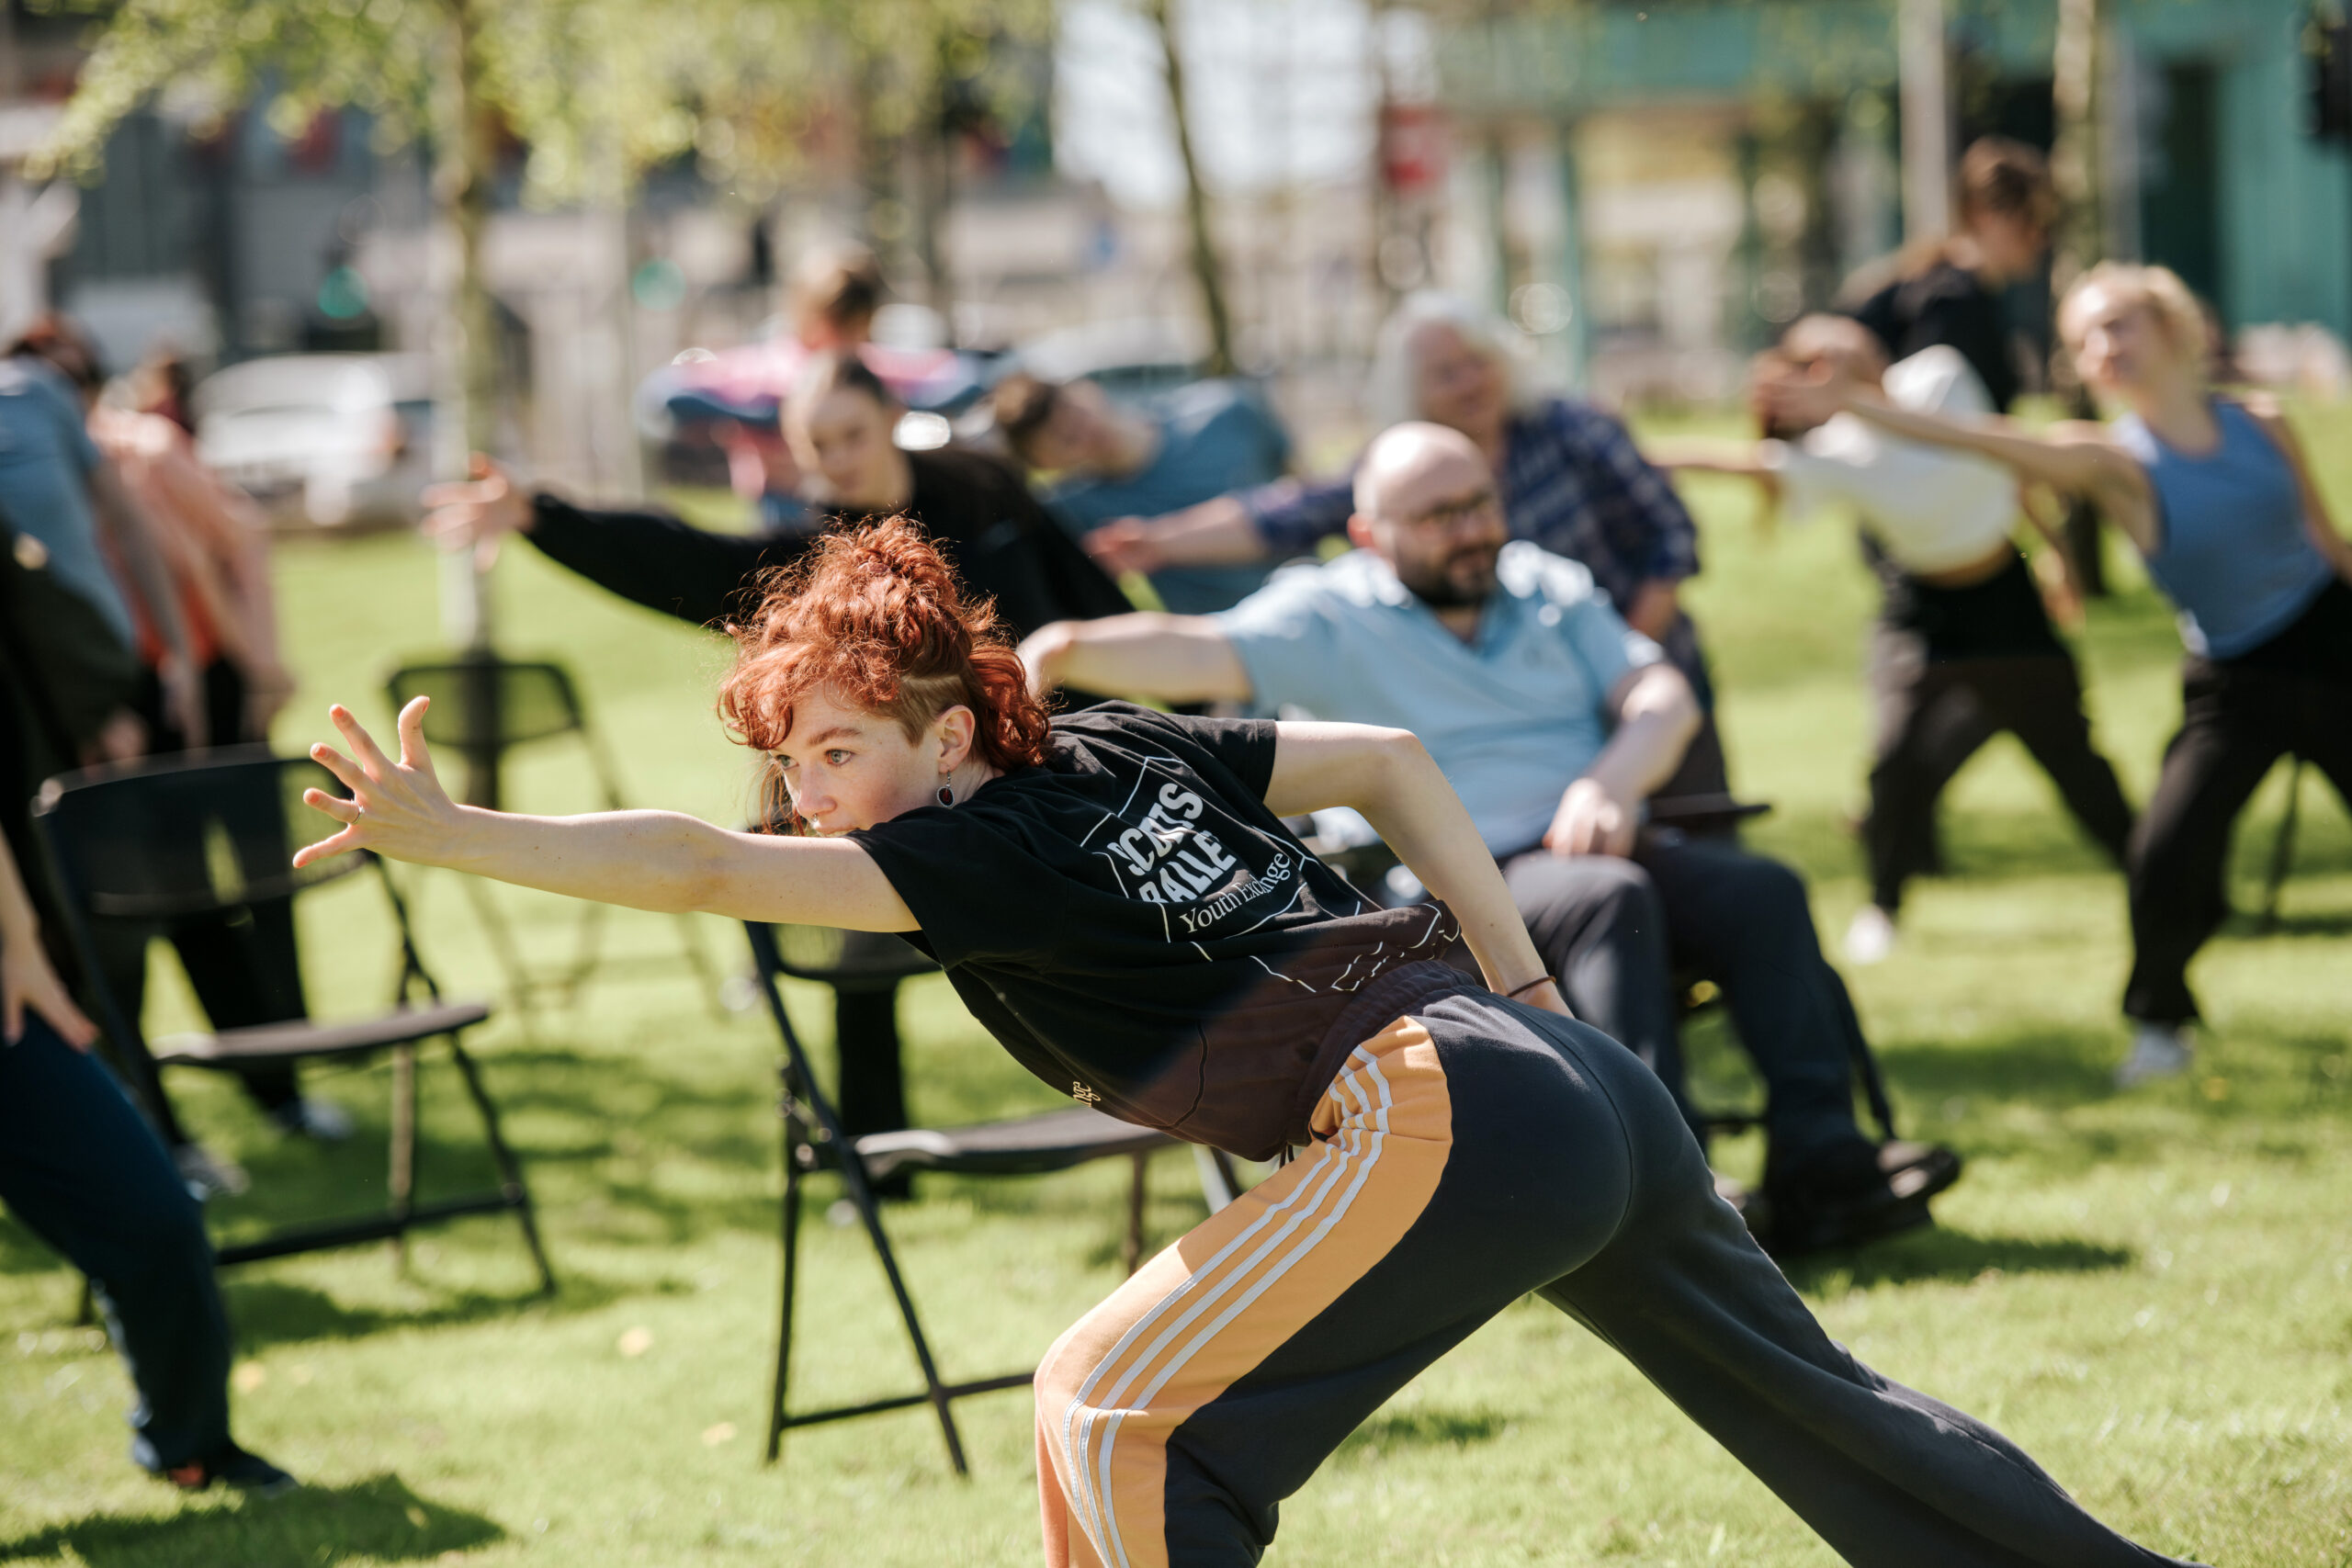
left=386, top=656, right=718, bottom=1016
left=31, top=748, right=552, bottom=1290
left=744, top=919, right=1239, bottom=1475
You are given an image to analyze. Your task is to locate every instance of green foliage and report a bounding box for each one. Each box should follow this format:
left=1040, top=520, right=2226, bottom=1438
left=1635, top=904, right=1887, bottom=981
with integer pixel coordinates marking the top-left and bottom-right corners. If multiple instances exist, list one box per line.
left=27, top=0, right=1053, bottom=205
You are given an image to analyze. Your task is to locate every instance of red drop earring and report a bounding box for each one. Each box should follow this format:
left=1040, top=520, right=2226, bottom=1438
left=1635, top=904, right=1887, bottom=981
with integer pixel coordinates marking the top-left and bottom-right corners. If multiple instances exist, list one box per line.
left=937, top=784, right=955, bottom=807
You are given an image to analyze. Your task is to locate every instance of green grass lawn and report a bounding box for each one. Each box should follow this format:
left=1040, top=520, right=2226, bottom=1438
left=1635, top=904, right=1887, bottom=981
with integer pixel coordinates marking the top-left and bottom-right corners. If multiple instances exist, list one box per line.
left=4, top=410, right=2349, bottom=1567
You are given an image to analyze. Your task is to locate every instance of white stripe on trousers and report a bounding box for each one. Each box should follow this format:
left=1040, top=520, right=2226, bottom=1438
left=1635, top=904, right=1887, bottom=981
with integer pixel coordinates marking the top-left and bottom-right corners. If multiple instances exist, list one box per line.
left=1054, top=1043, right=1398, bottom=1567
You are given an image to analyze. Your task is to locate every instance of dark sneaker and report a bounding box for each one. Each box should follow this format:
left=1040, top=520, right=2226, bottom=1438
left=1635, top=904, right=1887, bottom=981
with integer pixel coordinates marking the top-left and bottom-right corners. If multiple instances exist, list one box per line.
left=1761, top=1138, right=1963, bottom=1257
left=152, top=1441, right=299, bottom=1499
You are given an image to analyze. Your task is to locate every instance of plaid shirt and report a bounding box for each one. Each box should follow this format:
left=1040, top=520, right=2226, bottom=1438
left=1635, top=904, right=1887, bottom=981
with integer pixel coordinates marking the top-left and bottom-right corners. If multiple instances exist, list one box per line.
left=1240, top=397, right=1701, bottom=612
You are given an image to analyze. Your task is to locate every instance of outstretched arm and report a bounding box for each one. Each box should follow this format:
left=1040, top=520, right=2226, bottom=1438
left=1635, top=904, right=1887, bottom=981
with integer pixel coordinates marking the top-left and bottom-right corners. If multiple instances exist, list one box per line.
left=1761, top=367, right=2158, bottom=553
left=1265, top=723, right=1566, bottom=1016
left=1019, top=614, right=1254, bottom=705
left=296, top=700, right=916, bottom=931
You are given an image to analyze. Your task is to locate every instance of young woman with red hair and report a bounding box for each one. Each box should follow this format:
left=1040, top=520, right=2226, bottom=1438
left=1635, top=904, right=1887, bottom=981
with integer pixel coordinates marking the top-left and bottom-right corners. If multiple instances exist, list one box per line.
left=296, top=519, right=2195, bottom=1567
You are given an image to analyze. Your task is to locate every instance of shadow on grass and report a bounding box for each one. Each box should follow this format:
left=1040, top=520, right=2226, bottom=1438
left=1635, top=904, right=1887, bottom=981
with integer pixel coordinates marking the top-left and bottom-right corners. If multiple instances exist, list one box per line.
left=220, top=1271, right=624, bottom=1352
left=1782, top=1226, right=2132, bottom=1294
left=1335, top=1405, right=1510, bottom=1462
left=0, top=1473, right=500, bottom=1567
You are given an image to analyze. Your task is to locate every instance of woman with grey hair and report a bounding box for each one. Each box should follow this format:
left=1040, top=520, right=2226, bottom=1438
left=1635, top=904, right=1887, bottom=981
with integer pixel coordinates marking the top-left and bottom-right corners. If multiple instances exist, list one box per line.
left=1085, top=291, right=1726, bottom=793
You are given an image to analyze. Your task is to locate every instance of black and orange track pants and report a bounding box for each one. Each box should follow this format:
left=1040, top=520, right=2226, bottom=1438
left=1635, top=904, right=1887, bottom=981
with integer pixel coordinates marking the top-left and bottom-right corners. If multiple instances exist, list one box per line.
left=1035, top=990, right=2199, bottom=1567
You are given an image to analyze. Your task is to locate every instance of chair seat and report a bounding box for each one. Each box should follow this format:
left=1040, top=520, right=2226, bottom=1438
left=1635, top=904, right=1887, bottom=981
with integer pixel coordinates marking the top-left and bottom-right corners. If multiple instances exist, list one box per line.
left=841, top=1107, right=1175, bottom=1182
left=153, top=1000, right=493, bottom=1066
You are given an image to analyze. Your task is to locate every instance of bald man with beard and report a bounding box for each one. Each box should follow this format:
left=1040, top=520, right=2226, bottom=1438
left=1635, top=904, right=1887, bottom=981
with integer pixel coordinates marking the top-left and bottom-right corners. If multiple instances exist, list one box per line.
left=1022, top=422, right=1960, bottom=1254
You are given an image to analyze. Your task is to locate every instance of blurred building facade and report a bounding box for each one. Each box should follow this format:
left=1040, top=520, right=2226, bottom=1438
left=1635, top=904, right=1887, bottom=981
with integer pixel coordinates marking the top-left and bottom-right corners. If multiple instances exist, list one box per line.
left=1433, top=0, right=2352, bottom=405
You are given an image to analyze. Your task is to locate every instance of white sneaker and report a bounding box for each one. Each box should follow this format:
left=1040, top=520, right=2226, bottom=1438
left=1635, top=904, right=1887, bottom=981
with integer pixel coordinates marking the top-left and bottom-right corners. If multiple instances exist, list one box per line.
left=1843, top=905, right=1898, bottom=965
left=2115, top=1023, right=2194, bottom=1088
left=271, top=1097, right=356, bottom=1142
left=173, top=1142, right=250, bottom=1200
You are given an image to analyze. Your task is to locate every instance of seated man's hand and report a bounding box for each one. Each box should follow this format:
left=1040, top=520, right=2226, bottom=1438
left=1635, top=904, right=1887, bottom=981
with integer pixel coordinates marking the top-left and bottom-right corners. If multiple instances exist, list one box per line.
left=1544, top=777, right=1637, bottom=859
left=1083, top=517, right=1168, bottom=577
left=421, top=455, right=531, bottom=568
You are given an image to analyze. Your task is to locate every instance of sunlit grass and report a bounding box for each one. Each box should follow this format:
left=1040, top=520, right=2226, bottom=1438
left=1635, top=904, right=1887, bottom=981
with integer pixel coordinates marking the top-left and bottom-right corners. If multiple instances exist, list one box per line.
left=1, top=407, right=2346, bottom=1564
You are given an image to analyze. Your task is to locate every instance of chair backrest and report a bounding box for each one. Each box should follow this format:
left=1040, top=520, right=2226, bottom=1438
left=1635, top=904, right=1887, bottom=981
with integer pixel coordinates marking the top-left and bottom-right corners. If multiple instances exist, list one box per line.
left=765, top=923, right=939, bottom=987
left=33, top=748, right=365, bottom=923
left=387, top=659, right=587, bottom=751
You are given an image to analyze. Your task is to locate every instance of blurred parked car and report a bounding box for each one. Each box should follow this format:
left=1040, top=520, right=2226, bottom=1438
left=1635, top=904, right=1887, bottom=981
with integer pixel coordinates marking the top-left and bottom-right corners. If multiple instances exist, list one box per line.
left=194, top=353, right=431, bottom=530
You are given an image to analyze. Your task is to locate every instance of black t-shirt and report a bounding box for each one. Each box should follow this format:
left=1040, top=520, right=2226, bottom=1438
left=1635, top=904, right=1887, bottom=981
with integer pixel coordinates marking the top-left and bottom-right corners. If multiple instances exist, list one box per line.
left=1850, top=259, right=2021, bottom=412
left=526, top=446, right=1131, bottom=634
left=848, top=704, right=1464, bottom=1160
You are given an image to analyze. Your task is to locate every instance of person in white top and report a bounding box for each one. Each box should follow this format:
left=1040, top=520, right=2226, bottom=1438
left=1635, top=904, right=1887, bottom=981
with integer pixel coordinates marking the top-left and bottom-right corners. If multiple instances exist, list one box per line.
left=1653, top=316, right=2133, bottom=964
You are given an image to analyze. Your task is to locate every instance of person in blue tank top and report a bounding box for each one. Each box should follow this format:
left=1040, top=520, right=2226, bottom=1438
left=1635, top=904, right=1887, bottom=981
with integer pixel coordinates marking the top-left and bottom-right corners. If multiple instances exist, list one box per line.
left=1763, top=263, right=2352, bottom=1089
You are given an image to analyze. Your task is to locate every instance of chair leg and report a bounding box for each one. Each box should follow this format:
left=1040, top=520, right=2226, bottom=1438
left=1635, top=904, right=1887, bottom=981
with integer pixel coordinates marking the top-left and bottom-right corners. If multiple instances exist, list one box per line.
left=838, top=1151, right=968, bottom=1476
left=766, top=1136, right=806, bottom=1464
left=2260, top=758, right=2305, bottom=935
left=445, top=1034, right=556, bottom=1297
left=458, top=875, right=541, bottom=1034
left=1192, top=1145, right=1238, bottom=1213
left=1124, top=1150, right=1150, bottom=1276
left=389, top=1043, right=417, bottom=1275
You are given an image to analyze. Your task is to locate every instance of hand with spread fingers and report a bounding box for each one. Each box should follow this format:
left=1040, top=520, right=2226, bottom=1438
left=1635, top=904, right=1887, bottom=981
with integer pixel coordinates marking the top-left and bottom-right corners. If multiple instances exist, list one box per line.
left=294, top=698, right=467, bottom=872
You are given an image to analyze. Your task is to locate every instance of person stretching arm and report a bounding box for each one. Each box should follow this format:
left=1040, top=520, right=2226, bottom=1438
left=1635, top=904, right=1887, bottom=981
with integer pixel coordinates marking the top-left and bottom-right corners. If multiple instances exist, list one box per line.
left=296, top=699, right=1566, bottom=1013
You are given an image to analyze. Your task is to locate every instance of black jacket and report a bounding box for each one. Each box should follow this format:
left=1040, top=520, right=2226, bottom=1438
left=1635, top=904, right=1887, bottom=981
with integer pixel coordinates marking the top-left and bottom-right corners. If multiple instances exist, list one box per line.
left=525, top=446, right=1132, bottom=635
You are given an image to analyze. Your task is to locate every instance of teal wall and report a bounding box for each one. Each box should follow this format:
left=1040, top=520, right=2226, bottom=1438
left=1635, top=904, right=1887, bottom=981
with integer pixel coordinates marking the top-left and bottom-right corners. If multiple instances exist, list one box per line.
left=1440, top=0, right=2352, bottom=337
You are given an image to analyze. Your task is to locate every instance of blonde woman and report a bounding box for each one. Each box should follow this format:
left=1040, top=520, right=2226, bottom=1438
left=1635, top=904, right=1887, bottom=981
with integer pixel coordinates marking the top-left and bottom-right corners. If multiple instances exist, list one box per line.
left=1766, top=264, right=2352, bottom=1087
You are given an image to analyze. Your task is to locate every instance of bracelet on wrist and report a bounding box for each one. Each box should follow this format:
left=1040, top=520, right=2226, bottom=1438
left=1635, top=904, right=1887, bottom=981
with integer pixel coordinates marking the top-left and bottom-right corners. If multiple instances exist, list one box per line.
left=1505, top=976, right=1554, bottom=1000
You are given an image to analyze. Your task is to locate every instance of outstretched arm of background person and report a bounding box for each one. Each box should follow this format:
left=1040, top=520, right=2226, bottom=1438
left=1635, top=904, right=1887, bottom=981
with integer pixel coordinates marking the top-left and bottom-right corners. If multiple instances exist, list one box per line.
left=2244, top=399, right=2352, bottom=585
left=1762, top=367, right=2159, bottom=554
left=2017, top=482, right=2087, bottom=628
left=1264, top=722, right=1567, bottom=1017
left=1018, top=614, right=1254, bottom=705
left=295, top=699, right=918, bottom=931
left=1544, top=662, right=1702, bottom=859
left=1642, top=436, right=1786, bottom=536
left=1082, top=496, right=1268, bottom=577
left=0, top=831, right=97, bottom=1048
left=86, top=461, right=207, bottom=746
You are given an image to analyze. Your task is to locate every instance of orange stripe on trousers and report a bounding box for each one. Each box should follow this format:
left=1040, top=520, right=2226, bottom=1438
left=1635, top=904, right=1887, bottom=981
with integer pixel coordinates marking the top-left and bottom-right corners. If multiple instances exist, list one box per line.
left=1035, top=1017, right=1453, bottom=1568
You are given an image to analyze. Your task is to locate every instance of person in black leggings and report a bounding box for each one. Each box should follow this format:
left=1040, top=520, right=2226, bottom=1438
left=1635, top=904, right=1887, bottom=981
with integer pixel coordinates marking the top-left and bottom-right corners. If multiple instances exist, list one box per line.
left=1769, top=262, right=2352, bottom=1088
left=1655, top=313, right=2132, bottom=964
left=294, top=517, right=2200, bottom=1566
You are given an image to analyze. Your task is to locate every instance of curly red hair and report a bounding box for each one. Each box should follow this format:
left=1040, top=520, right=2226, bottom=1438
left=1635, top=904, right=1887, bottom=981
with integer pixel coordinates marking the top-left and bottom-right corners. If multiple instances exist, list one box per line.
left=719, top=517, right=1052, bottom=824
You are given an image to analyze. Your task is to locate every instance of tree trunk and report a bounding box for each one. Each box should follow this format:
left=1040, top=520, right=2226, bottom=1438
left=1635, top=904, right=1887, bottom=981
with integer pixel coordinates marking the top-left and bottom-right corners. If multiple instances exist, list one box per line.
left=1148, top=0, right=1236, bottom=377
left=2051, top=0, right=2109, bottom=595
left=434, top=0, right=509, bottom=803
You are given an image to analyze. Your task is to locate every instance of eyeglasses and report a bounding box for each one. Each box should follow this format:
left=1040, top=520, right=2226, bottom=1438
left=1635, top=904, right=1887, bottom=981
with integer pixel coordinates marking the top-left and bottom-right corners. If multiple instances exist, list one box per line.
left=1391, top=491, right=1501, bottom=534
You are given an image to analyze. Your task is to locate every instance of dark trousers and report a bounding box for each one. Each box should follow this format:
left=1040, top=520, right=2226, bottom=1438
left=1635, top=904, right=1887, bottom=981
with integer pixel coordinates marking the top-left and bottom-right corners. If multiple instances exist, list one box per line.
left=0, top=1016, right=233, bottom=1471
left=1500, top=835, right=1863, bottom=1164
left=2124, top=656, right=2352, bottom=1023
left=1863, top=639, right=2135, bottom=911
left=1039, top=991, right=2197, bottom=1566
left=94, top=897, right=307, bottom=1130
left=831, top=985, right=908, bottom=1137
left=124, top=659, right=302, bottom=1116
left=1860, top=553, right=2134, bottom=913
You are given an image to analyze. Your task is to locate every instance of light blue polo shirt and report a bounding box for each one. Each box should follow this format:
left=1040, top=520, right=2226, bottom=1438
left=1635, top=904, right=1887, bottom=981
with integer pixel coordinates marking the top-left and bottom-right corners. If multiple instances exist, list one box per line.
left=1215, top=541, right=1662, bottom=854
